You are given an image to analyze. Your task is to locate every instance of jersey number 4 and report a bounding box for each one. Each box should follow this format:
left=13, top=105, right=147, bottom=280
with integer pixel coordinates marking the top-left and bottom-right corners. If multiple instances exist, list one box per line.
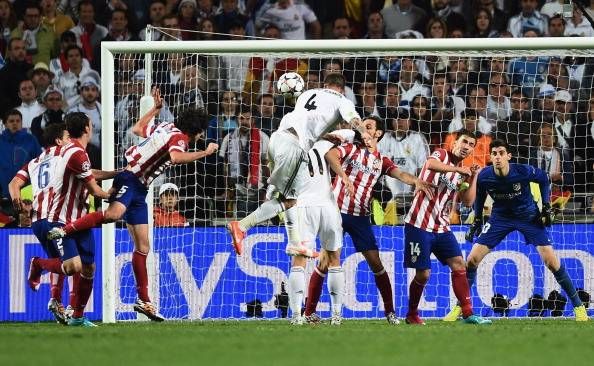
left=304, top=94, right=317, bottom=111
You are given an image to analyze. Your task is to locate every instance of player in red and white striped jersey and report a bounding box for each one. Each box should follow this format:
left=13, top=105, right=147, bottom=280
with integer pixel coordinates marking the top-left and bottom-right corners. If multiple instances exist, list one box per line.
left=304, top=116, right=434, bottom=325
left=47, top=88, right=218, bottom=321
left=9, top=119, right=113, bottom=326
left=403, top=129, right=491, bottom=325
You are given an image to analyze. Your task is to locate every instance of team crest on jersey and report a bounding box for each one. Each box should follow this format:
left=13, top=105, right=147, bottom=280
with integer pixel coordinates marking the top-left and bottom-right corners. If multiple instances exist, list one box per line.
left=513, top=183, right=521, bottom=191
left=372, top=158, right=382, bottom=170
left=411, top=255, right=417, bottom=263
left=405, top=145, right=412, bottom=156
left=431, top=151, right=441, bottom=159
left=81, top=161, right=91, bottom=172
left=178, top=140, right=186, bottom=149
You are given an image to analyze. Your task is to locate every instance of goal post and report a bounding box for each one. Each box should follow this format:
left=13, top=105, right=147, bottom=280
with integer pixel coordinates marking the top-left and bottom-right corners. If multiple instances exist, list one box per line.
left=100, top=37, right=594, bottom=323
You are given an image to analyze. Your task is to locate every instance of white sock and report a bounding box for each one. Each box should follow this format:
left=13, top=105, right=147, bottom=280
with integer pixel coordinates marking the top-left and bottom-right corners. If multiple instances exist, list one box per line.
left=327, top=266, right=344, bottom=314
left=288, top=266, right=305, bottom=318
left=284, top=206, right=301, bottom=245
left=239, top=199, right=284, bottom=231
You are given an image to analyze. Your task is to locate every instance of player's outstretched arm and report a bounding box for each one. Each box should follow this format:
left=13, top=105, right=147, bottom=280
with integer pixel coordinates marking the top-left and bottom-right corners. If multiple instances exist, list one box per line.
left=170, top=143, right=219, bottom=164
left=8, top=176, right=27, bottom=212
left=131, top=87, right=163, bottom=138
left=91, top=169, right=119, bottom=181
left=389, top=169, right=435, bottom=200
left=458, top=164, right=481, bottom=207
left=325, top=147, right=354, bottom=197
left=425, top=158, right=472, bottom=176
left=85, top=179, right=111, bottom=200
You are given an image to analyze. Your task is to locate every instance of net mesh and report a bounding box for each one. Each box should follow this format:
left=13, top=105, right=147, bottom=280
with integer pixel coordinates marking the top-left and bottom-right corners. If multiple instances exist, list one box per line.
left=109, top=32, right=594, bottom=321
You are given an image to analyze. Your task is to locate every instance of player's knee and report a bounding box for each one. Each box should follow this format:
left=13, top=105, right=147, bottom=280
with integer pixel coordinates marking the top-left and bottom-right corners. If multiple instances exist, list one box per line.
left=103, top=209, right=121, bottom=223
left=63, top=261, right=82, bottom=276
left=82, top=263, right=95, bottom=278
left=466, top=256, right=480, bottom=270
left=415, top=269, right=430, bottom=282
left=282, top=199, right=296, bottom=209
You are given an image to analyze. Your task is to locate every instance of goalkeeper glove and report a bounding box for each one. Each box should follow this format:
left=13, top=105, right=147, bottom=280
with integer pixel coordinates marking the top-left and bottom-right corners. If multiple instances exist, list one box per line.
left=465, top=217, right=483, bottom=242
left=540, top=203, right=555, bottom=227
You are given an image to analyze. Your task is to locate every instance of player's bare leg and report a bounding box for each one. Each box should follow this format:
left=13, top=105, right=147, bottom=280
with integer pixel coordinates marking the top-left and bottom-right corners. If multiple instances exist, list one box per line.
left=406, top=269, right=429, bottom=325
left=128, top=223, right=164, bottom=322
left=445, top=255, right=491, bottom=325
left=537, top=245, right=588, bottom=321
left=361, top=249, right=399, bottom=325
left=288, top=255, right=307, bottom=325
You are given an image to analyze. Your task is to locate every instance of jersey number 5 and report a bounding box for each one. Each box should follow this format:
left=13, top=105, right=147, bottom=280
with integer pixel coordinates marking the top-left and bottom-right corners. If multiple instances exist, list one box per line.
left=304, top=94, right=317, bottom=111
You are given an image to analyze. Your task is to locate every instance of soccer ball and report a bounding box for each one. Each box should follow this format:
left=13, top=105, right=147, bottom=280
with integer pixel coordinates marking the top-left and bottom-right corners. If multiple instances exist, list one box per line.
left=276, top=72, right=304, bottom=98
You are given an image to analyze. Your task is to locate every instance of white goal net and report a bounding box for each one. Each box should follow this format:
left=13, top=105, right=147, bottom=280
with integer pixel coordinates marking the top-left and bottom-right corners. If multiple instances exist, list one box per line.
left=101, top=36, right=594, bottom=322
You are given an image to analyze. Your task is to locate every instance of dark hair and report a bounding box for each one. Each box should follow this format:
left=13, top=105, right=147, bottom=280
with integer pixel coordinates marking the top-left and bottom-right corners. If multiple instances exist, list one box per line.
left=60, top=30, right=76, bottom=43
left=489, top=139, right=511, bottom=153
left=3, top=109, right=22, bottom=122
left=111, top=8, right=128, bottom=20
left=42, top=123, right=67, bottom=147
left=257, top=93, right=274, bottom=104
left=461, top=109, right=478, bottom=120
left=333, top=17, right=350, bottom=27
left=78, top=0, right=94, bottom=12
left=151, top=0, right=167, bottom=6
left=363, top=115, right=385, bottom=142
left=64, top=44, right=84, bottom=58
left=65, top=112, right=90, bottom=138
left=24, top=2, right=41, bottom=13
left=549, top=14, right=566, bottom=26
left=175, top=108, right=209, bottom=139
left=323, top=73, right=346, bottom=89
left=239, top=104, right=253, bottom=115
left=7, top=37, right=23, bottom=50
left=456, top=128, right=477, bottom=141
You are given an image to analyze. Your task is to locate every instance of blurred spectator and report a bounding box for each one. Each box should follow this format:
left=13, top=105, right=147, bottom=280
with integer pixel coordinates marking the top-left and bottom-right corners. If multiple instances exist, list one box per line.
left=68, top=1, right=108, bottom=63
left=447, top=27, right=465, bottom=37
left=31, top=86, right=65, bottom=146
left=377, top=56, right=400, bottom=84
left=40, top=0, right=75, bottom=38
left=170, top=62, right=206, bottom=115
left=587, top=0, right=594, bottom=20
left=256, top=0, right=321, bottom=40
left=381, top=0, right=426, bottom=37
left=540, top=0, right=563, bottom=19
left=17, top=79, right=45, bottom=131
left=220, top=20, right=249, bottom=94
left=430, top=0, right=466, bottom=33
left=0, top=0, right=18, bottom=55
left=356, top=80, right=380, bottom=118
left=332, top=17, right=351, bottom=39
left=448, top=57, right=471, bottom=97
left=443, top=110, right=491, bottom=168
left=378, top=83, right=401, bottom=120
left=139, top=0, right=167, bottom=41
left=378, top=108, right=429, bottom=196
left=410, top=93, right=443, bottom=147
left=49, top=30, right=90, bottom=80
left=425, top=17, right=447, bottom=38
left=525, top=122, right=574, bottom=191
left=28, top=62, right=55, bottom=103
left=532, top=83, right=556, bottom=123
left=575, top=93, right=594, bottom=191
left=507, top=0, right=547, bottom=38
left=178, top=0, right=199, bottom=40
left=16, top=199, right=33, bottom=227
left=163, top=13, right=183, bottom=40
left=430, top=71, right=465, bottom=127
left=10, top=2, right=57, bottom=65
left=495, top=89, right=533, bottom=156
left=197, top=0, right=218, bottom=22
left=0, top=38, right=32, bottom=116
left=304, top=70, right=321, bottom=90
left=548, top=14, right=566, bottom=37
left=553, top=89, right=576, bottom=152
left=215, top=0, right=252, bottom=36
left=473, top=0, right=509, bottom=33
left=506, top=54, right=548, bottom=98
left=398, top=56, right=430, bottom=104
left=0, top=109, right=41, bottom=199
left=364, top=11, right=388, bottom=39
left=154, top=183, right=189, bottom=227
left=67, top=76, right=101, bottom=149
left=465, top=84, right=489, bottom=122
left=565, top=6, right=594, bottom=37
left=92, top=8, right=139, bottom=72
left=219, top=106, right=269, bottom=217
left=55, top=44, right=100, bottom=108
left=472, top=7, right=500, bottom=38
left=544, top=56, right=570, bottom=91
left=208, top=90, right=239, bottom=142
left=486, top=72, right=511, bottom=127
left=254, top=93, right=280, bottom=136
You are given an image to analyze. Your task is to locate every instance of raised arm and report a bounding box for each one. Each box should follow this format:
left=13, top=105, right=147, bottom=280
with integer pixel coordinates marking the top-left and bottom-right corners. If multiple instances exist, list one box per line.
left=91, top=169, right=118, bottom=181
left=388, top=168, right=435, bottom=200
left=325, top=147, right=354, bottom=197
left=169, top=143, right=219, bottom=164
left=425, top=158, right=471, bottom=176
left=131, top=87, right=163, bottom=138
left=458, top=164, right=482, bottom=207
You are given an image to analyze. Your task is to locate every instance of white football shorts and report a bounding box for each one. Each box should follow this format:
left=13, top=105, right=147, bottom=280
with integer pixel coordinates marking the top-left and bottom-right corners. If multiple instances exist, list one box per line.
left=267, top=130, right=308, bottom=199
left=298, top=203, right=343, bottom=252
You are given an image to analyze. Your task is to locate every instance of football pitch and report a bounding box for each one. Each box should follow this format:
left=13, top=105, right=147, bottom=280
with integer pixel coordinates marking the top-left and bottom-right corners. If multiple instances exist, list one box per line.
left=1, top=319, right=593, bottom=366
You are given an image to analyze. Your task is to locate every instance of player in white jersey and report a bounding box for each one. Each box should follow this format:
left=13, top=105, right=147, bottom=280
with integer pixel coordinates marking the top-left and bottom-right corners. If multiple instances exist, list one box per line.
left=47, top=88, right=219, bottom=321
left=9, top=119, right=114, bottom=326
left=228, top=73, right=366, bottom=257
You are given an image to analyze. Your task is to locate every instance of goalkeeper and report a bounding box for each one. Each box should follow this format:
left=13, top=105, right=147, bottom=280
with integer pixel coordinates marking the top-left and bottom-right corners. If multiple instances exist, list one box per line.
left=444, top=139, right=588, bottom=321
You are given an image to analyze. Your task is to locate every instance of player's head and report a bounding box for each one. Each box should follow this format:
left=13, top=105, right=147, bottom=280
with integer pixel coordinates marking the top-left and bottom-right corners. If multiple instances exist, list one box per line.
left=323, top=73, right=346, bottom=95
left=451, top=128, right=476, bottom=159
left=174, top=107, right=209, bottom=140
left=42, top=123, right=70, bottom=147
left=65, top=111, right=92, bottom=140
left=489, top=139, right=512, bottom=170
left=361, top=115, right=384, bottom=149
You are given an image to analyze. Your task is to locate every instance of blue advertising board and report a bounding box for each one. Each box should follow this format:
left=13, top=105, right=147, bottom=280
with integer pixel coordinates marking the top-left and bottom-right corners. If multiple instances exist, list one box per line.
left=1, top=225, right=592, bottom=322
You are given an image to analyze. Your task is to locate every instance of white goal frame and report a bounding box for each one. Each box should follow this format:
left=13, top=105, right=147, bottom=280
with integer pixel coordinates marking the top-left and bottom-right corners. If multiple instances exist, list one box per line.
left=100, top=37, right=594, bottom=323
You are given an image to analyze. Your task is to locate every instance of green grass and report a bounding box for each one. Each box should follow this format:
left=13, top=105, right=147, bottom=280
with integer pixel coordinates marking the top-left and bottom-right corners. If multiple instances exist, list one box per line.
left=1, top=319, right=593, bottom=366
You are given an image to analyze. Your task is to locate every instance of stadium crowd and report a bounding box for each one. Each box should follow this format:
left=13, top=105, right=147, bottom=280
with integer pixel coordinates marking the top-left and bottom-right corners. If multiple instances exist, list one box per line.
left=2, top=0, right=594, bottom=226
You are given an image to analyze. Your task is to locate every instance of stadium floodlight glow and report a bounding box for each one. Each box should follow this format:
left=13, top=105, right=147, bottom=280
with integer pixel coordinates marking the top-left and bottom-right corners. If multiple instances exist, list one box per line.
left=100, top=37, right=594, bottom=323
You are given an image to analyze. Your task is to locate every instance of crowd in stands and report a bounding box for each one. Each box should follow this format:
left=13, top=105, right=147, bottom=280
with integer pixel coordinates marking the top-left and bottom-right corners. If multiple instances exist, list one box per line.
left=2, top=0, right=594, bottom=227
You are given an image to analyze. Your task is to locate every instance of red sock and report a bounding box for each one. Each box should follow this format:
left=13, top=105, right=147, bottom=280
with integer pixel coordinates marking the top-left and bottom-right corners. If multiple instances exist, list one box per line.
left=50, top=273, right=65, bottom=301
left=304, top=267, right=326, bottom=316
left=132, top=250, right=150, bottom=302
left=407, top=277, right=428, bottom=317
left=374, top=270, right=394, bottom=315
left=70, top=272, right=80, bottom=307
left=73, top=274, right=94, bottom=318
left=64, top=211, right=104, bottom=235
left=37, top=257, right=64, bottom=274
left=452, top=269, right=473, bottom=318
